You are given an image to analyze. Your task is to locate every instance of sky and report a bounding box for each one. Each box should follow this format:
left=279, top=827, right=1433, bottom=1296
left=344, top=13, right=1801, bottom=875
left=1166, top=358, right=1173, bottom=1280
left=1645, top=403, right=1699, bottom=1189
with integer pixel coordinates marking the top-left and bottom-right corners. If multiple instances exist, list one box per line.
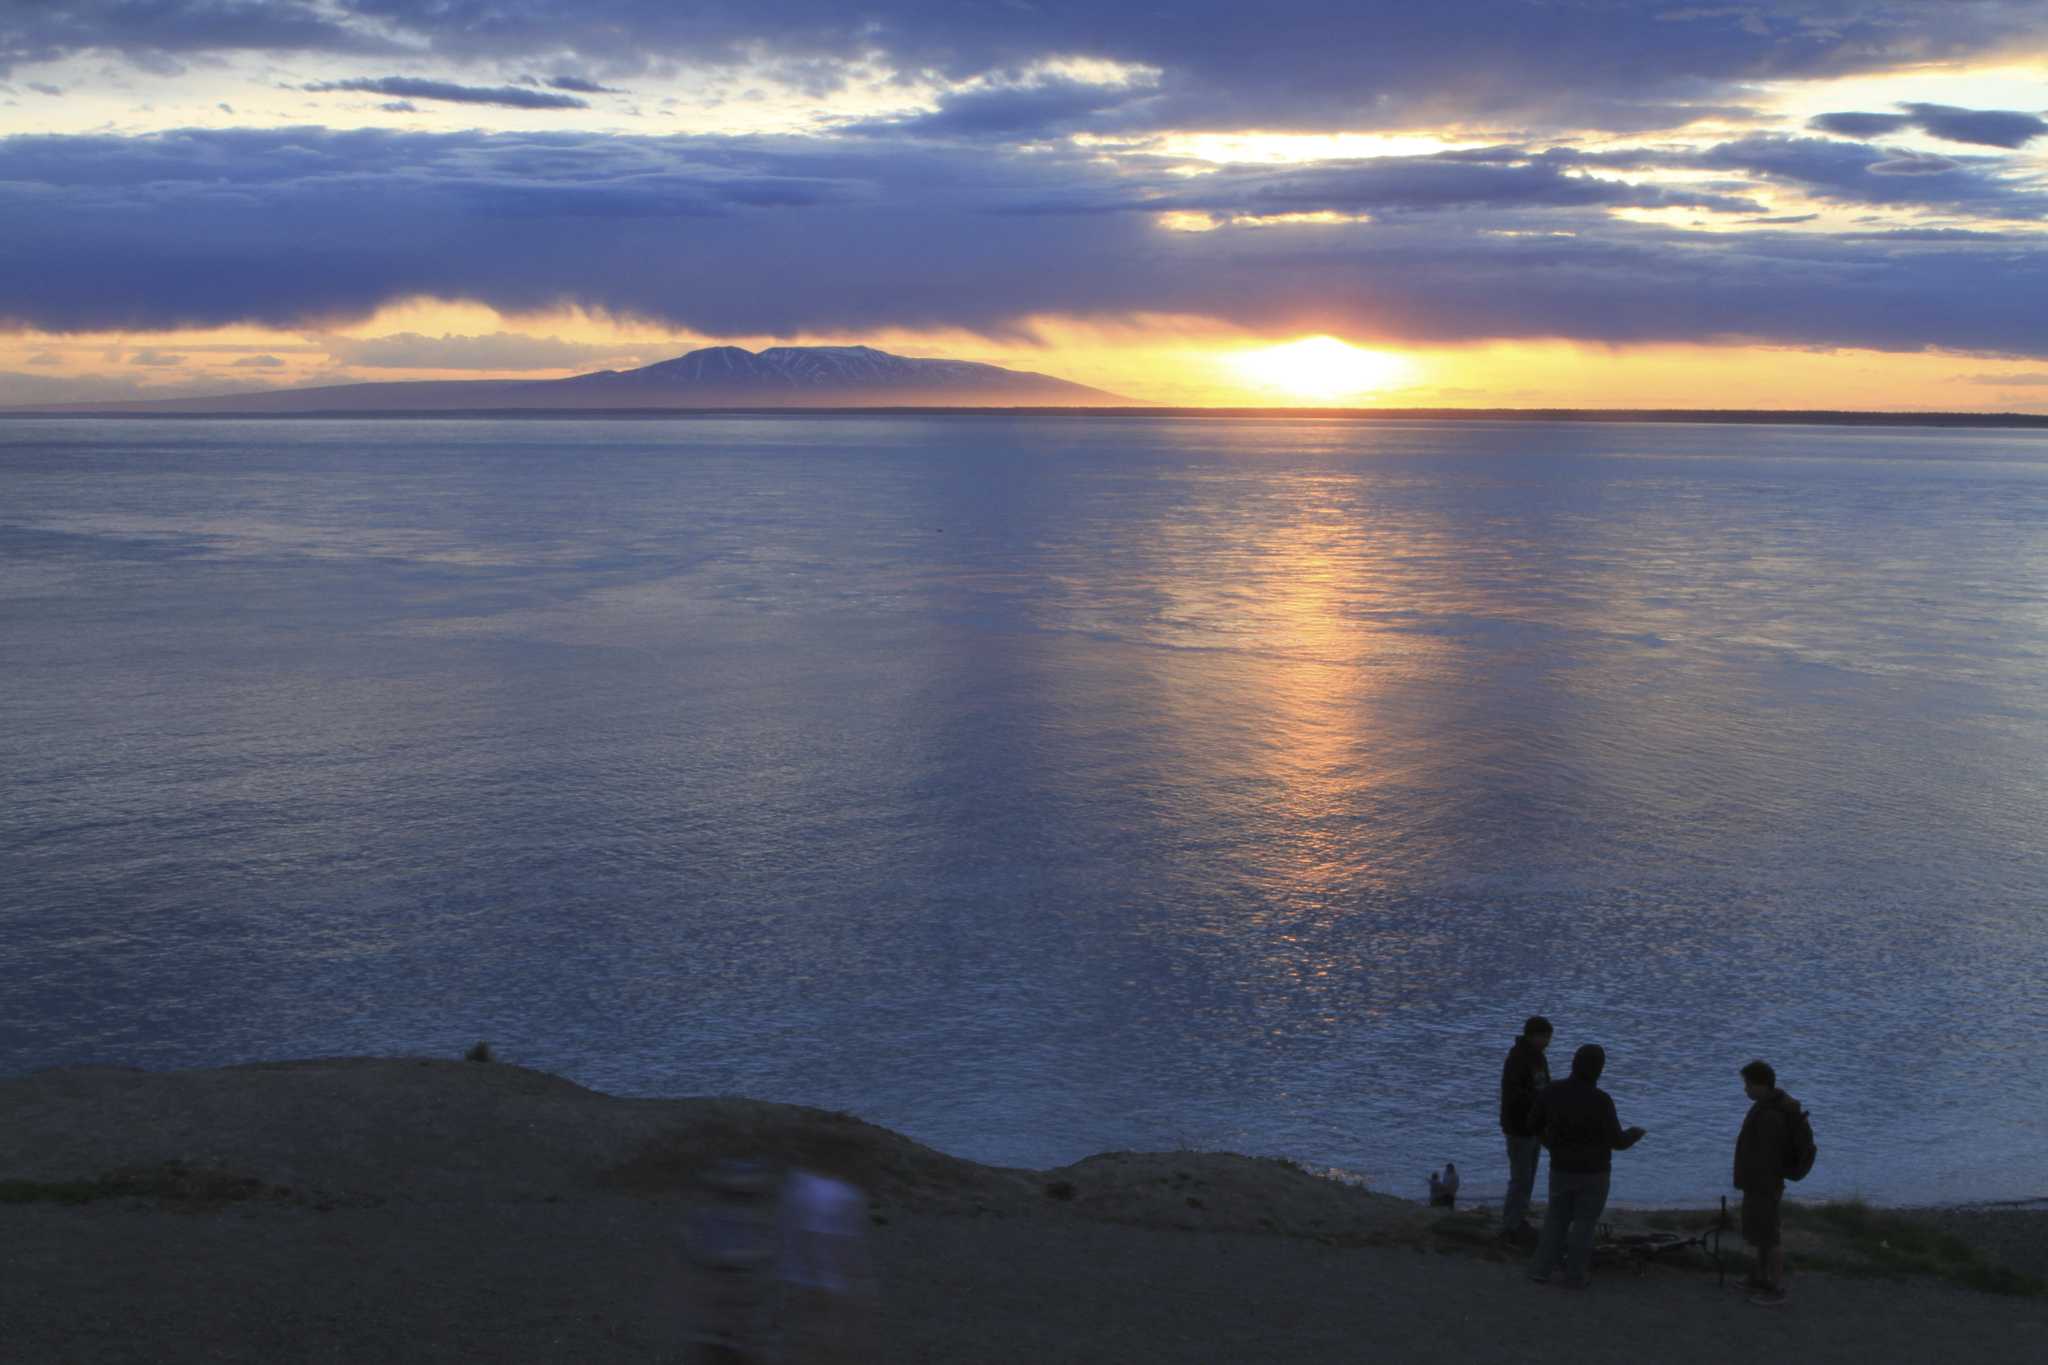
left=1, top=1, right=2046, bottom=409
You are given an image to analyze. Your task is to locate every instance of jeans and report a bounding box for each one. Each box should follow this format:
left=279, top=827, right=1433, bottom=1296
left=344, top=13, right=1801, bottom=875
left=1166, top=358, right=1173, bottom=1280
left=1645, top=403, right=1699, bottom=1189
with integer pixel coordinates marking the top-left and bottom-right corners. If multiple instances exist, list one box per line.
left=1502, top=1134, right=1541, bottom=1232
left=1530, top=1168, right=1610, bottom=1284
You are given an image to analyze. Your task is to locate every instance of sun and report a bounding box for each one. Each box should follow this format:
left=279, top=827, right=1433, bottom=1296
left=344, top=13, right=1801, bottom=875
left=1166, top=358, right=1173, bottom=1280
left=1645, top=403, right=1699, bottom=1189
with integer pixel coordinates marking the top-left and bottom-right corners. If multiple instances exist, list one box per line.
left=1226, top=336, right=1415, bottom=403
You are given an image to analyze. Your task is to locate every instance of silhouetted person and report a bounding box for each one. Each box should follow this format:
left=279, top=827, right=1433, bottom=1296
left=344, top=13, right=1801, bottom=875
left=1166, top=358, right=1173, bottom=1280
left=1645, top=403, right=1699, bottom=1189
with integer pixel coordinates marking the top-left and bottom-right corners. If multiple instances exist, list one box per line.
left=1526, top=1044, right=1645, bottom=1288
left=1428, top=1161, right=1460, bottom=1207
left=1734, top=1059, right=1802, bottom=1306
left=1498, top=1015, right=1553, bottom=1245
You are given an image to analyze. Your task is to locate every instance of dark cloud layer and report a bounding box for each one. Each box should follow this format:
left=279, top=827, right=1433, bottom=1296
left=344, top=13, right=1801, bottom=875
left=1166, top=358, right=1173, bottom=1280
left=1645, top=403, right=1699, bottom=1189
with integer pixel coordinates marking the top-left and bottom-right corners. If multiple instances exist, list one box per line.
left=542, top=74, right=622, bottom=95
left=1812, top=103, right=2048, bottom=148
left=1152, top=158, right=1763, bottom=218
left=1, top=1, right=394, bottom=71
left=6, top=2, right=2046, bottom=134
left=1566, top=135, right=2048, bottom=216
left=322, top=330, right=634, bottom=369
left=849, top=77, right=1160, bottom=141
left=305, top=77, right=588, bottom=110
left=3, top=127, right=2045, bottom=357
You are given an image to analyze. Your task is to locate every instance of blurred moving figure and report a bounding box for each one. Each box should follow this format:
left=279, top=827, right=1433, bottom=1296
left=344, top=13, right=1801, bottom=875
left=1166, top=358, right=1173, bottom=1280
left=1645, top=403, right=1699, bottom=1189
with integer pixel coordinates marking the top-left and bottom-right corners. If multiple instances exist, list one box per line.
left=685, top=1159, right=781, bottom=1364
left=682, top=1157, right=877, bottom=1364
left=777, top=1168, right=879, bottom=1363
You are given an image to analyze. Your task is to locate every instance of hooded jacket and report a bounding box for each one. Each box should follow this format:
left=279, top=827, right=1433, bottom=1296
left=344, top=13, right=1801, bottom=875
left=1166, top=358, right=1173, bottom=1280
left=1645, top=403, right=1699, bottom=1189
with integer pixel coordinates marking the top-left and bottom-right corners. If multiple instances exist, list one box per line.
left=1734, top=1089, right=1802, bottom=1192
left=1528, top=1045, right=1643, bottom=1175
left=1499, top=1036, right=1552, bottom=1137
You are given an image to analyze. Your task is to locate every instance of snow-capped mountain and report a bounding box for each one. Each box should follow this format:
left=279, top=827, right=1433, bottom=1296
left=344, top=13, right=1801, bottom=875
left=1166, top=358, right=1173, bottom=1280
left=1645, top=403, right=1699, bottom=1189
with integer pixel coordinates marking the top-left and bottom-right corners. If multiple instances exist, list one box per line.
left=550, top=344, right=1120, bottom=405
left=19, top=345, right=1127, bottom=413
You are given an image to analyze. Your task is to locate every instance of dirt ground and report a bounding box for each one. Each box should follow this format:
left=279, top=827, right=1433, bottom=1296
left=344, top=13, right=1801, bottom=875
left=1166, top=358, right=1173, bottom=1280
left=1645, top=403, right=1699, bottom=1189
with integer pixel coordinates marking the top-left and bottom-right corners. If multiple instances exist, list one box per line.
left=3, top=1058, right=2040, bottom=1363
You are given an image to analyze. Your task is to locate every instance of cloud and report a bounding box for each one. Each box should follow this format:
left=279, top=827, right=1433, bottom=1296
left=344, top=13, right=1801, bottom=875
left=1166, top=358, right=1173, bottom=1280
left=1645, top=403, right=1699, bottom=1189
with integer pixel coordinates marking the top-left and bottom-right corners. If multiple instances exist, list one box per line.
left=1588, top=135, right=2048, bottom=214
left=0, top=1, right=395, bottom=75
left=128, top=348, right=185, bottom=366
left=1150, top=155, right=1765, bottom=218
left=6, top=2, right=2046, bottom=136
left=317, top=330, right=636, bottom=370
left=24, top=350, right=60, bottom=365
left=0, top=369, right=274, bottom=407
left=1966, top=372, right=2048, bottom=386
left=305, top=77, right=588, bottom=110
left=1812, top=103, right=2048, bottom=149
left=1866, top=152, right=1962, bottom=176
left=27, top=81, right=60, bottom=96
left=1810, top=111, right=1913, bottom=139
left=544, top=75, right=622, bottom=95
left=1899, top=103, right=2048, bottom=150
left=847, top=76, right=1159, bottom=141
left=232, top=354, right=286, bottom=367
left=2, top=126, right=2046, bottom=358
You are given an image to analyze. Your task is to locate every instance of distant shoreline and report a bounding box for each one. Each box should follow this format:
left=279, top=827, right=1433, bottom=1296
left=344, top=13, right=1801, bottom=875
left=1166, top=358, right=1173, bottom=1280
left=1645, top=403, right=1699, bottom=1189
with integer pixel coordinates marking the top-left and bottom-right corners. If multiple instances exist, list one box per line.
left=5, top=405, right=2048, bottom=428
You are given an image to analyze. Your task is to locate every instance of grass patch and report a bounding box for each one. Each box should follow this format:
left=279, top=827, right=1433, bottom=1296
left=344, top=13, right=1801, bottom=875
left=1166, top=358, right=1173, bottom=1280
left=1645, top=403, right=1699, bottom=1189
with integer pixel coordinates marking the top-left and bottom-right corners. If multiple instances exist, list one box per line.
left=1787, top=1200, right=2046, bottom=1298
left=0, top=1177, right=141, bottom=1206
left=1621, top=1208, right=1732, bottom=1239
left=1641, top=1209, right=1722, bottom=1233
left=0, top=1163, right=285, bottom=1208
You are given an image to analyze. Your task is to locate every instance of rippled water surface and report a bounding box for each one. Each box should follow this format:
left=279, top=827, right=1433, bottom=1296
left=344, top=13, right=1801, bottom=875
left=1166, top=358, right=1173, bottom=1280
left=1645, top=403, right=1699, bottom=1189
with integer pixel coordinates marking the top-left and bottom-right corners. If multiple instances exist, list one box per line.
left=3, top=415, right=2045, bottom=1203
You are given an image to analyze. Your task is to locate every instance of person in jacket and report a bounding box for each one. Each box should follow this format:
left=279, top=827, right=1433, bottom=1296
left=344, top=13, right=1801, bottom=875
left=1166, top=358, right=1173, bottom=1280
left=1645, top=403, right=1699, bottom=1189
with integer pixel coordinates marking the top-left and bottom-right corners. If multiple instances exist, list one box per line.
left=1734, top=1058, right=1798, bottom=1305
left=1526, top=1043, right=1646, bottom=1287
left=1498, top=1015, right=1553, bottom=1245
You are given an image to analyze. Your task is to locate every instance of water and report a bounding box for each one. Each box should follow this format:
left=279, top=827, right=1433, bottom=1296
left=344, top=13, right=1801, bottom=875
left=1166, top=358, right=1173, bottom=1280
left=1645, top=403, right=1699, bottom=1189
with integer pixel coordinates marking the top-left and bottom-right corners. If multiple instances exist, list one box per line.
left=2, top=415, right=2045, bottom=1205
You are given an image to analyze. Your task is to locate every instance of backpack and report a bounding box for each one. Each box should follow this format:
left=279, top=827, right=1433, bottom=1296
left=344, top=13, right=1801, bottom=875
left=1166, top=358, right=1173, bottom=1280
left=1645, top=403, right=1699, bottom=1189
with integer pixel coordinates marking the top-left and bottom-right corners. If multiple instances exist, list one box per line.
left=1780, top=1098, right=1818, bottom=1182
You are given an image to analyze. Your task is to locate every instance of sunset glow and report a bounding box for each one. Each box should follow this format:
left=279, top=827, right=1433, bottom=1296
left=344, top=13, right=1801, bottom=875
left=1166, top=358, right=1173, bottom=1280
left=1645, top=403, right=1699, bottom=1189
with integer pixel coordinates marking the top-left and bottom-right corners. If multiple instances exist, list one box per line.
left=0, top=4, right=2045, bottom=411
left=1227, top=339, right=1417, bottom=403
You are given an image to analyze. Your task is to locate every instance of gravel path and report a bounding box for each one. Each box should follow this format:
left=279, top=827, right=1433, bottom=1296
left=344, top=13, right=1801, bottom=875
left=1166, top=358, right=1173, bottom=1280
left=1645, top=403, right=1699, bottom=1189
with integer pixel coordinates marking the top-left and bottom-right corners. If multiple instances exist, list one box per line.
left=5, top=1197, right=2043, bottom=1363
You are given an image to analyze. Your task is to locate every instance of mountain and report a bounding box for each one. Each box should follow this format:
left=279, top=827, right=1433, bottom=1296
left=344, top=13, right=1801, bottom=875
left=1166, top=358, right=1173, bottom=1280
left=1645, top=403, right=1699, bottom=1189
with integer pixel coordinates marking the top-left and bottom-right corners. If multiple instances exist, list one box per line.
left=14, top=345, right=1127, bottom=413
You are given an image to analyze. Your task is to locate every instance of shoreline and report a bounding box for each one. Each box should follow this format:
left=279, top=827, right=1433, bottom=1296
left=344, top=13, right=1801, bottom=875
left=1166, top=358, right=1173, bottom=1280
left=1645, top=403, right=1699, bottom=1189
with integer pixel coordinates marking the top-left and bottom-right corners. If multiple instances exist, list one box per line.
left=4, top=1054, right=2043, bottom=1224
left=3, top=1057, right=2040, bottom=1362
left=7, top=1055, right=2040, bottom=1213
left=5, top=405, right=2048, bottom=427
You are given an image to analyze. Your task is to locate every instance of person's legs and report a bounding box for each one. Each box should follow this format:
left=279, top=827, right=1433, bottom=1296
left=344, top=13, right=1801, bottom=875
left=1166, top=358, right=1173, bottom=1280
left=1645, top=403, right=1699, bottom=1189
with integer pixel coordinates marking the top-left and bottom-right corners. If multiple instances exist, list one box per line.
left=1741, top=1187, right=1787, bottom=1300
left=1502, top=1134, right=1539, bottom=1235
left=1562, top=1171, right=1610, bottom=1285
left=1528, top=1170, right=1575, bottom=1281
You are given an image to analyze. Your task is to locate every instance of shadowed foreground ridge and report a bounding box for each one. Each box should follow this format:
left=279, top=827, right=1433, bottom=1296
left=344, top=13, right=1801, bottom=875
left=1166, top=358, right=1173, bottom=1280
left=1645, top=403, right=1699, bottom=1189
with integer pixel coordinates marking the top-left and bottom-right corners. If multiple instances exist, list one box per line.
left=0, top=1058, right=2040, bottom=1363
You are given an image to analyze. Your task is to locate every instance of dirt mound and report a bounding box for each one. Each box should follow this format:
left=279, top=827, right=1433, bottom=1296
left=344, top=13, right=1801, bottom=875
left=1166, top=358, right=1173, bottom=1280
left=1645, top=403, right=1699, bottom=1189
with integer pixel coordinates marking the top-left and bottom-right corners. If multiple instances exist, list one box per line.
left=5, top=1059, right=1426, bottom=1233
left=598, top=1099, right=1038, bottom=1215
left=2, top=1058, right=1418, bottom=1237
left=0, top=1057, right=663, bottom=1200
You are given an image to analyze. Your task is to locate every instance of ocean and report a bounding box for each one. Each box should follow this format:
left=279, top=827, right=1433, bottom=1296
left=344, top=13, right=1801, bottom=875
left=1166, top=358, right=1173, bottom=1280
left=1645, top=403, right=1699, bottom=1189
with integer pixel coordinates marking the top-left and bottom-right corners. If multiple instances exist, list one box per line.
left=2, top=414, right=2044, bottom=1205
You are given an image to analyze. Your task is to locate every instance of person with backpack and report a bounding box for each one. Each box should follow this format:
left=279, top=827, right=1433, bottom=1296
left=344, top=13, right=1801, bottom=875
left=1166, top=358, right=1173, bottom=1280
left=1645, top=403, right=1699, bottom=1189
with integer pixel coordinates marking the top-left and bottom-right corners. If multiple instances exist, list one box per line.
left=1525, top=1043, right=1646, bottom=1288
left=1734, top=1058, right=1815, bottom=1307
left=1498, top=1015, right=1553, bottom=1246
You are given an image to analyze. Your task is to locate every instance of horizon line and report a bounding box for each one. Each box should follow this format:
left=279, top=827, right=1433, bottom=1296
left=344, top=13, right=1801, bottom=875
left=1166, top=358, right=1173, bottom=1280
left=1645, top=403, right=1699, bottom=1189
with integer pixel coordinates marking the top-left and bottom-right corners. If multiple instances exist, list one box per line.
left=4, top=405, right=2047, bottom=428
